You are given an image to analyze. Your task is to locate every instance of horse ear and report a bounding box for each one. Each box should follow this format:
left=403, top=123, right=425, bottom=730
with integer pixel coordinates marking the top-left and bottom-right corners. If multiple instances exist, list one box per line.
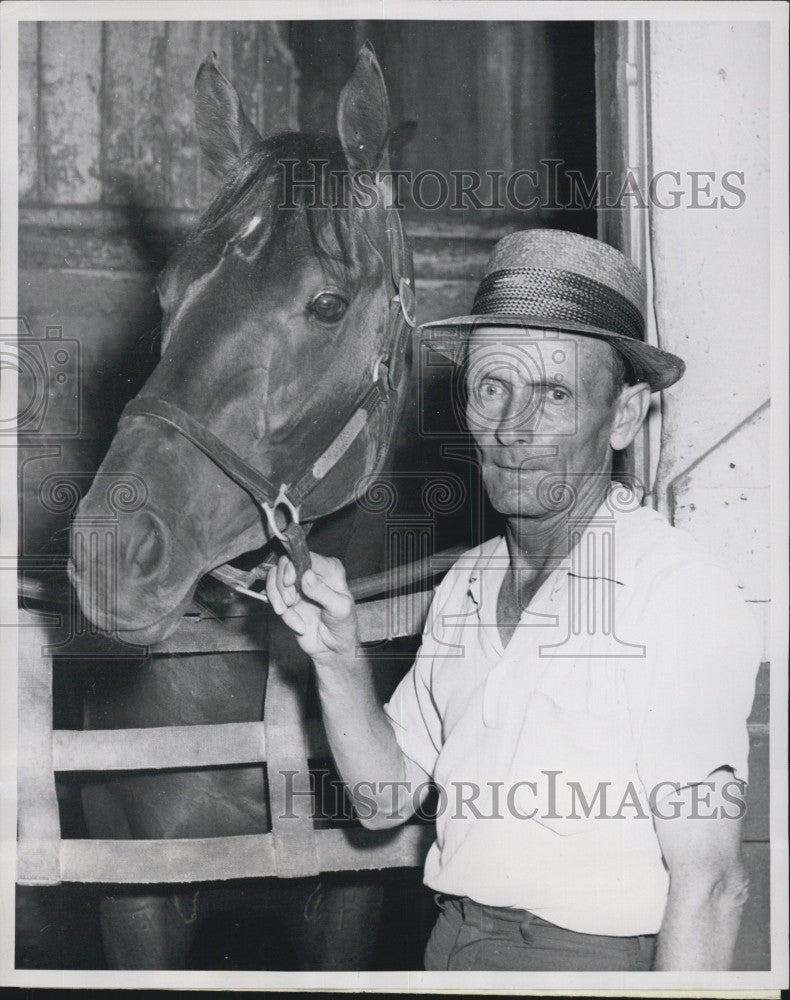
left=194, top=52, right=261, bottom=176
left=337, top=41, right=392, bottom=173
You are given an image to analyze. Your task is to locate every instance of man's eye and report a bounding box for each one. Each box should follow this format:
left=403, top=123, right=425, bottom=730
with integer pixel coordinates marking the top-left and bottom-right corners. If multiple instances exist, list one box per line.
left=308, top=290, right=348, bottom=324
left=477, top=378, right=506, bottom=399
left=548, top=385, right=570, bottom=402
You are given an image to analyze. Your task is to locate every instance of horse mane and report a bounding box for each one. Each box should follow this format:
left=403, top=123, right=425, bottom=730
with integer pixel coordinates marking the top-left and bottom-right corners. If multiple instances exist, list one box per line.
left=193, top=132, right=357, bottom=268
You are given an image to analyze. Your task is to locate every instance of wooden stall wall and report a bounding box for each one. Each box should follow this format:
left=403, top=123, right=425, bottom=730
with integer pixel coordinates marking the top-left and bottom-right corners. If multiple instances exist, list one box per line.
left=18, top=18, right=597, bottom=561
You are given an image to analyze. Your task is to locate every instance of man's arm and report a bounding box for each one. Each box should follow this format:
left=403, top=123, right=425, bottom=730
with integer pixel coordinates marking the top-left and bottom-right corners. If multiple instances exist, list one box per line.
left=652, top=768, right=749, bottom=970
left=266, top=553, right=429, bottom=829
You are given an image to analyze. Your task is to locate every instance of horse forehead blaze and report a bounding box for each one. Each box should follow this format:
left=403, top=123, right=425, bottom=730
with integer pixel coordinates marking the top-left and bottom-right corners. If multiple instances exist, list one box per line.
left=160, top=156, right=386, bottom=353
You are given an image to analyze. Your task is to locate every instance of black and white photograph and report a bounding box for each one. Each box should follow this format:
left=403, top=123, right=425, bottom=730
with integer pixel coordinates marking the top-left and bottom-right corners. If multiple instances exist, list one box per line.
left=0, top=0, right=787, bottom=991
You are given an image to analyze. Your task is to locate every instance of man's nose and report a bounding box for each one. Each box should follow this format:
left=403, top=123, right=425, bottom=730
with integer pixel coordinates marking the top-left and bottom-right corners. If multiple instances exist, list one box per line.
left=494, top=390, right=540, bottom=445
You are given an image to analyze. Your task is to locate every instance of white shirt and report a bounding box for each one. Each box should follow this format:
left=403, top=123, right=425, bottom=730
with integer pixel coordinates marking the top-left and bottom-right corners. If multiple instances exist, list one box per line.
left=383, top=484, right=761, bottom=936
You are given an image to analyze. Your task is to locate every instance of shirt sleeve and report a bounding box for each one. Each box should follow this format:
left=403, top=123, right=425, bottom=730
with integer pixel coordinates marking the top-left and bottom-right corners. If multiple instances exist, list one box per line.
left=381, top=567, right=461, bottom=782
left=631, top=556, right=762, bottom=800
left=383, top=641, right=443, bottom=781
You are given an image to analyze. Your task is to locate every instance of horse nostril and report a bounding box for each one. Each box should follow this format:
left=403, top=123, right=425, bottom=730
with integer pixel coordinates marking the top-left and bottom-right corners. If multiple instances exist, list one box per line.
left=125, top=511, right=171, bottom=580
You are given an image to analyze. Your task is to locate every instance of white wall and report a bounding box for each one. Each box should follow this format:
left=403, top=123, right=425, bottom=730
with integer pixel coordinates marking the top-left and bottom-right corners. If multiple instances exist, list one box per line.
left=648, top=21, right=770, bottom=653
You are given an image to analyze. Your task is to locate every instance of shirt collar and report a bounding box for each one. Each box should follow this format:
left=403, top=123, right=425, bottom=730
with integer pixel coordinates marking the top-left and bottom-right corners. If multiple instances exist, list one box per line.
left=466, top=479, right=643, bottom=606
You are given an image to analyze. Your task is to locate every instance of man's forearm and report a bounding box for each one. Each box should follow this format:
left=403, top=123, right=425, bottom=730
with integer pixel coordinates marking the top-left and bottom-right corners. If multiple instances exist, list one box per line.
left=312, top=649, right=414, bottom=829
left=653, top=869, right=749, bottom=970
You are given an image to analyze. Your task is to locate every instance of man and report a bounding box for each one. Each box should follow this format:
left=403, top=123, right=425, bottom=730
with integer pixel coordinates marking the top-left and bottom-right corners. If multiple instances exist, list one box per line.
left=267, top=230, right=761, bottom=971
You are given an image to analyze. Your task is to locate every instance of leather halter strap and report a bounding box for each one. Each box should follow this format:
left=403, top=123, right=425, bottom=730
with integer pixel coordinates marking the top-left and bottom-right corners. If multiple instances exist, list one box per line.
left=120, top=201, right=415, bottom=586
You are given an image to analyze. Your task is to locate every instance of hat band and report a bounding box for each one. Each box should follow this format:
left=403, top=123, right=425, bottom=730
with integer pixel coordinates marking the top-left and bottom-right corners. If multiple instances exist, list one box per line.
left=472, top=267, right=645, bottom=341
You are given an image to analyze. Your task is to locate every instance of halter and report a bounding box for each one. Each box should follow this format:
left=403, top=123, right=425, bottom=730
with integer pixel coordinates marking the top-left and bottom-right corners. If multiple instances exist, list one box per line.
left=120, top=199, right=415, bottom=588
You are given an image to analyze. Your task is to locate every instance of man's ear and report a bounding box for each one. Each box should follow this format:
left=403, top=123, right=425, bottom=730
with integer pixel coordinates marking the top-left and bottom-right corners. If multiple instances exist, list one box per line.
left=337, top=41, right=392, bottom=173
left=610, top=383, right=651, bottom=451
left=195, top=52, right=262, bottom=177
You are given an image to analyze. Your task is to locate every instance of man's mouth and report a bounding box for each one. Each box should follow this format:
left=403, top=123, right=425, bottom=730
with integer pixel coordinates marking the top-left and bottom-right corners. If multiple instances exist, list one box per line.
left=490, top=458, right=549, bottom=472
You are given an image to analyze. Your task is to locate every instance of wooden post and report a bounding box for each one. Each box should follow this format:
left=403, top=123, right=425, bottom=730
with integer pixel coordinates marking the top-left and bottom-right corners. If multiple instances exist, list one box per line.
left=17, top=617, right=61, bottom=885
left=264, top=619, right=321, bottom=878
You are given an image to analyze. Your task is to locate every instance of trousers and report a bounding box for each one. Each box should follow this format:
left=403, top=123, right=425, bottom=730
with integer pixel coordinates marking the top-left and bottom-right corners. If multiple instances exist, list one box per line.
left=423, top=894, right=657, bottom=971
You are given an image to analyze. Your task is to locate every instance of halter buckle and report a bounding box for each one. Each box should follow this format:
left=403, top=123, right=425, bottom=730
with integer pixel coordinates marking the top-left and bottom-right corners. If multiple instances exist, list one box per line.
left=397, top=276, right=417, bottom=329
left=260, top=484, right=300, bottom=543
left=372, top=355, right=389, bottom=385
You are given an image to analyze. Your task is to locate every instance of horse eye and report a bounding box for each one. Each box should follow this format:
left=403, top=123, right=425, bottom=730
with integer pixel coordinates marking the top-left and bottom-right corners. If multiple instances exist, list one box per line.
left=308, top=290, right=348, bottom=324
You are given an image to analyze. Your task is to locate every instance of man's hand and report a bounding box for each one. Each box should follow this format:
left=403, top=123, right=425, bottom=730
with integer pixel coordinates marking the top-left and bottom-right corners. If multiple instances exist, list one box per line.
left=266, top=552, right=358, bottom=663
left=265, top=550, right=418, bottom=830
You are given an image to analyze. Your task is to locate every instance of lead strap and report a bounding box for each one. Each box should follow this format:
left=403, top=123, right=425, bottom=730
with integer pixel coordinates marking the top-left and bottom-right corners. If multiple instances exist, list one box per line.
left=281, top=522, right=312, bottom=582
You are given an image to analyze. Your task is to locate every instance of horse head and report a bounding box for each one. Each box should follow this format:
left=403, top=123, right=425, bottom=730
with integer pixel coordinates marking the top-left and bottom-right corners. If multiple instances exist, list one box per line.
left=69, top=44, right=414, bottom=644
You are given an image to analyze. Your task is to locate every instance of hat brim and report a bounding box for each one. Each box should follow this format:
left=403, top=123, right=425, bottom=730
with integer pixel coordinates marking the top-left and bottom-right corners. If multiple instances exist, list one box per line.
left=418, top=313, right=685, bottom=392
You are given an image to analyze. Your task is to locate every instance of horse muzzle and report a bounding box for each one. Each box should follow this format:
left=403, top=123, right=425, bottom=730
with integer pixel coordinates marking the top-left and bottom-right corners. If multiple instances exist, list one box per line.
left=66, top=417, right=267, bottom=642
left=67, top=503, right=195, bottom=641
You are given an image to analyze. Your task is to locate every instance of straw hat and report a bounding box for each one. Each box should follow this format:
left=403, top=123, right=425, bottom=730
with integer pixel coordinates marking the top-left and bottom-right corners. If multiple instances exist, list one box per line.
left=419, top=229, right=685, bottom=391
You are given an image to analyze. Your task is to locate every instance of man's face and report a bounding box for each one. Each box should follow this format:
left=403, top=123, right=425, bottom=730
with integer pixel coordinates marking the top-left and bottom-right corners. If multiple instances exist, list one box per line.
left=465, top=326, right=622, bottom=518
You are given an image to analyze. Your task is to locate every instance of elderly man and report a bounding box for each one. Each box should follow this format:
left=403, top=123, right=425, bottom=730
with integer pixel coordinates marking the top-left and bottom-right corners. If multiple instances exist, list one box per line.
left=267, top=230, right=761, bottom=972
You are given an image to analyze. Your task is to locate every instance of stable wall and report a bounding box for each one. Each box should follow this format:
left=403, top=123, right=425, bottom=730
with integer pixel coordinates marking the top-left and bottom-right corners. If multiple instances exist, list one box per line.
left=647, top=20, right=772, bottom=971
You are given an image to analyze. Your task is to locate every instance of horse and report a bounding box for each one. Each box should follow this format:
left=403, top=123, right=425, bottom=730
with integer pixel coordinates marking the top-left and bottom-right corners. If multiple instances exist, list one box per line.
left=65, top=43, right=416, bottom=970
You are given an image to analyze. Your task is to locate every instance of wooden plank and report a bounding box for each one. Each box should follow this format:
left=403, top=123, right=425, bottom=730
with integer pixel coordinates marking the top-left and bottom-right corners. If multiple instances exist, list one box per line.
left=744, top=725, right=769, bottom=843
left=52, top=824, right=433, bottom=885
left=594, top=22, right=629, bottom=251
left=257, top=21, right=300, bottom=134
left=47, top=691, right=767, bottom=844
left=102, top=22, right=168, bottom=207
left=19, top=203, right=193, bottom=232
left=55, top=832, right=277, bottom=885
left=513, top=21, right=560, bottom=210
left=17, top=592, right=433, bottom=658
left=52, top=721, right=269, bottom=772
left=53, top=708, right=335, bottom=772
left=13, top=221, right=490, bottom=282
left=476, top=21, right=516, bottom=215
left=265, top=621, right=320, bottom=878
left=18, top=206, right=526, bottom=277
left=16, top=620, right=61, bottom=884
left=394, top=21, right=479, bottom=199
left=747, top=660, right=769, bottom=727
left=17, top=204, right=539, bottom=240
left=17, top=269, right=160, bottom=369
left=18, top=21, right=39, bottom=203
left=146, top=591, right=431, bottom=653
left=733, top=841, right=770, bottom=971
left=227, top=21, right=263, bottom=132
left=290, top=21, right=355, bottom=134
left=413, top=278, right=480, bottom=327
left=39, top=22, right=102, bottom=204
left=162, top=22, right=202, bottom=210
left=316, top=825, right=434, bottom=874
